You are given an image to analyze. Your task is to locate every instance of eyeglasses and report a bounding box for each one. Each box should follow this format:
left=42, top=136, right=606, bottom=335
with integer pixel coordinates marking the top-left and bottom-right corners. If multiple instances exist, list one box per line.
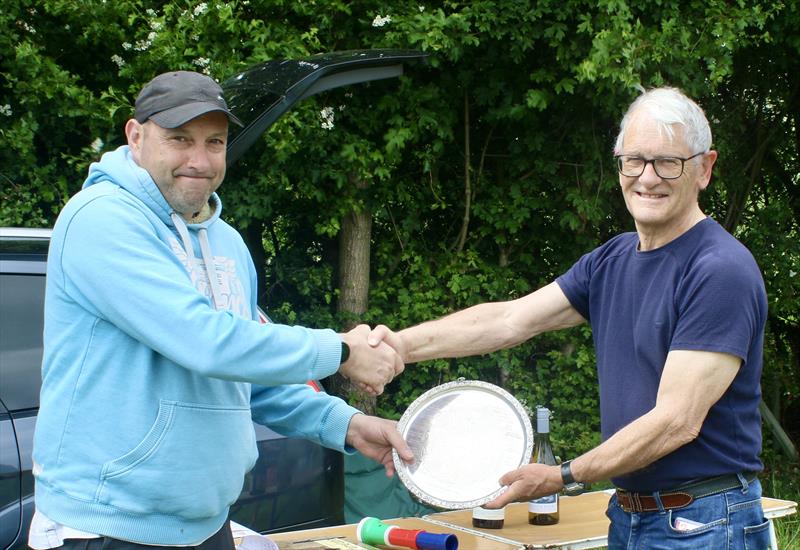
left=615, top=151, right=706, bottom=179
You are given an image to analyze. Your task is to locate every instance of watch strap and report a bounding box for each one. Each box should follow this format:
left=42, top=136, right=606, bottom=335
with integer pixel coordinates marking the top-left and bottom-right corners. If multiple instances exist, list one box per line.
left=340, top=341, right=350, bottom=364
left=561, top=460, right=576, bottom=486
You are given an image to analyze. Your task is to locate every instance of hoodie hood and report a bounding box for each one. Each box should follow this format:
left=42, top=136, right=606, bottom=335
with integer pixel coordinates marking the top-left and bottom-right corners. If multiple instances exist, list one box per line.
left=84, top=145, right=225, bottom=308
left=84, top=145, right=222, bottom=229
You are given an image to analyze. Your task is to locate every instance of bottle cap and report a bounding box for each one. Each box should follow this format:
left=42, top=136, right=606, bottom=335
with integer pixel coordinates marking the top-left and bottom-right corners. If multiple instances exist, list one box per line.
left=536, top=406, right=550, bottom=433
left=471, top=506, right=505, bottom=520
left=415, top=531, right=458, bottom=550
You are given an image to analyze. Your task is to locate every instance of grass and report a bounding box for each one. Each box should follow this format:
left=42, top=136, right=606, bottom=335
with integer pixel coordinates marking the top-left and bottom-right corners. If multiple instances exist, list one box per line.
left=761, top=460, right=800, bottom=549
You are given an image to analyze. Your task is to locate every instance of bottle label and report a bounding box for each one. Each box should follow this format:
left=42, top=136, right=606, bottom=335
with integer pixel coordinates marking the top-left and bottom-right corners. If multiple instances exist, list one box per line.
left=528, top=493, right=558, bottom=513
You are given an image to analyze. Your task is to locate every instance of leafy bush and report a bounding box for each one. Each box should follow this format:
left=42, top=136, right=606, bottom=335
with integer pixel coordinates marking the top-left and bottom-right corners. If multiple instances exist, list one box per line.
left=2, top=0, right=797, bottom=478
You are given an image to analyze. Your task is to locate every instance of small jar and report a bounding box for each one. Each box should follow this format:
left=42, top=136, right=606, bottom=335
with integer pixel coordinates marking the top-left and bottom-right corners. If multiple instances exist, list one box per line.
left=471, top=506, right=505, bottom=529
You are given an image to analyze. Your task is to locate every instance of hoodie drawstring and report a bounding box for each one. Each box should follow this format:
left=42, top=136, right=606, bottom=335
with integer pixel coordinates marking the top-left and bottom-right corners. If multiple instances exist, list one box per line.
left=198, top=227, right=224, bottom=310
left=171, top=212, right=223, bottom=310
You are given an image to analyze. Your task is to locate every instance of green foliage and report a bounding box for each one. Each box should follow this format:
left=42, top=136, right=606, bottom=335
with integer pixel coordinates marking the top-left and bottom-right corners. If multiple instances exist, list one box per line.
left=2, top=2, right=798, bottom=511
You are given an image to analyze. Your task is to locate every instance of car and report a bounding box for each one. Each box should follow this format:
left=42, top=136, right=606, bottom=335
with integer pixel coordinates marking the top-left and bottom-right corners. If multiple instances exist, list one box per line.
left=0, top=48, right=425, bottom=550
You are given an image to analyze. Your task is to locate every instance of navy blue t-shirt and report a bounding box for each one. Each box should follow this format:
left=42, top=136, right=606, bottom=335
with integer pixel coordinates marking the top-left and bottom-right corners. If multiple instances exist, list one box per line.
left=557, top=217, right=767, bottom=491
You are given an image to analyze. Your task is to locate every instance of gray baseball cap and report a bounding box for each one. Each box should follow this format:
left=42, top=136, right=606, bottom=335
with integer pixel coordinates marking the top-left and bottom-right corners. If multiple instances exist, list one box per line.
left=134, top=70, right=243, bottom=128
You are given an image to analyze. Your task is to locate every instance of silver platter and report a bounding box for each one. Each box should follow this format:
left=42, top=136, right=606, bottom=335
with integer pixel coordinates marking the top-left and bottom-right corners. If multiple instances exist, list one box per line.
left=392, top=379, right=533, bottom=510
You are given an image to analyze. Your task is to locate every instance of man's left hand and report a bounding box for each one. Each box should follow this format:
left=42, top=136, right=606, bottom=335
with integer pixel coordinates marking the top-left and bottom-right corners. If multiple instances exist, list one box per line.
left=345, top=414, right=414, bottom=477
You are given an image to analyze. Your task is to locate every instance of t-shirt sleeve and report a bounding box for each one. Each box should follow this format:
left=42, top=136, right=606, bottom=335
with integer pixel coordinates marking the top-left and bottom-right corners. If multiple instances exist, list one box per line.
left=556, top=250, right=594, bottom=321
left=670, top=251, right=766, bottom=360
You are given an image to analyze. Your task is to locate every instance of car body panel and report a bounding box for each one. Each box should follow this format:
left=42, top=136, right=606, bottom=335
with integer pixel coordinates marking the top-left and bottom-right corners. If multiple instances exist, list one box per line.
left=0, top=399, right=24, bottom=550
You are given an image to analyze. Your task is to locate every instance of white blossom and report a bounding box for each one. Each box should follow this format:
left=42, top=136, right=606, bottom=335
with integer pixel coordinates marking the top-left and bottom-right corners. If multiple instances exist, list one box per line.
left=194, top=3, right=208, bottom=16
left=134, top=38, right=151, bottom=51
left=0, top=104, right=12, bottom=117
left=150, top=20, right=163, bottom=30
left=146, top=8, right=156, bottom=16
left=90, top=138, right=104, bottom=152
left=122, top=42, right=132, bottom=50
left=419, top=5, right=425, bottom=11
left=372, top=14, right=392, bottom=27
left=147, top=31, right=157, bottom=42
left=21, top=21, right=36, bottom=34
left=194, top=57, right=210, bottom=68
left=111, top=54, right=125, bottom=67
left=320, top=106, right=335, bottom=130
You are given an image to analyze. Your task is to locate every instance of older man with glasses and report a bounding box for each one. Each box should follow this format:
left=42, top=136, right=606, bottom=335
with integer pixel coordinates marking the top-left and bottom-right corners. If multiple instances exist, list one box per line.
left=370, top=87, right=769, bottom=549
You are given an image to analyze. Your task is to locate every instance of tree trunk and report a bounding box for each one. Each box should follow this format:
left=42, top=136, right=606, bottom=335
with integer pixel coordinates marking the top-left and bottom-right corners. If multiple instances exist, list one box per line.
left=338, top=208, right=372, bottom=320
left=328, top=173, right=377, bottom=414
left=453, top=91, right=472, bottom=254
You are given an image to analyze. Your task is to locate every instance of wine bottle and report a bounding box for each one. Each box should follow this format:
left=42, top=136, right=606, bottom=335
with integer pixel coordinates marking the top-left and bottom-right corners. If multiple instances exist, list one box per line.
left=528, top=406, right=560, bottom=525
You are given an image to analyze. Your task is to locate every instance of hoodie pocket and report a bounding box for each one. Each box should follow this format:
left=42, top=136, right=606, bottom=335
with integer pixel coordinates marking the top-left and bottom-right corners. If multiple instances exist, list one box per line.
left=97, top=400, right=257, bottom=519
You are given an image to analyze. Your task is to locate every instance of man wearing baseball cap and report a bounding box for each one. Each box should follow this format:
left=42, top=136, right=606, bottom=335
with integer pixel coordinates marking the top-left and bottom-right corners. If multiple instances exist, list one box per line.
left=29, top=70, right=411, bottom=549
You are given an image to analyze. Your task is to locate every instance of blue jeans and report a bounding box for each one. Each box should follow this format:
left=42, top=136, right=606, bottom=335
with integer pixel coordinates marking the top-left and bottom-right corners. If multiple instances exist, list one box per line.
left=606, top=476, right=771, bottom=549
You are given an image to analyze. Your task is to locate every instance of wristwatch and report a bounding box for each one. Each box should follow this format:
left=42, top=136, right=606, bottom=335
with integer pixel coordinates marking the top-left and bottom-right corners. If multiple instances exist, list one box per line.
left=340, top=341, right=350, bottom=364
left=560, top=460, right=585, bottom=496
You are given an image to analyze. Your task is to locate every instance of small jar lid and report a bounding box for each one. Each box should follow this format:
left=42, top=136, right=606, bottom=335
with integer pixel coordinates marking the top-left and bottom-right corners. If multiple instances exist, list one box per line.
left=472, top=506, right=505, bottom=520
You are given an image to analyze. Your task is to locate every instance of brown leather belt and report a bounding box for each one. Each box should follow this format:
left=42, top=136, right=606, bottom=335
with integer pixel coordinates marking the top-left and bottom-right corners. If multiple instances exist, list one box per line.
left=615, top=472, right=758, bottom=513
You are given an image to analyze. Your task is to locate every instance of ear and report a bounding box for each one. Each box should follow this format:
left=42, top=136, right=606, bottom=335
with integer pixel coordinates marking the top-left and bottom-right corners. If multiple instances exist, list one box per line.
left=697, top=150, right=718, bottom=191
left=125, top=119, right=144, bottom=161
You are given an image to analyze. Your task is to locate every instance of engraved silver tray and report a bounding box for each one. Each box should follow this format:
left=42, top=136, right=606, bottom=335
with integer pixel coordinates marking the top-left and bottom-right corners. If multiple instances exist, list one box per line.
left=392, top=379, right=533, bottom=510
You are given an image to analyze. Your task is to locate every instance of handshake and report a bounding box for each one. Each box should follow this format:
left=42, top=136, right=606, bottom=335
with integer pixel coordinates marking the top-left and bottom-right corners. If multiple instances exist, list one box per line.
left=338, top=324, right=405, bottom=396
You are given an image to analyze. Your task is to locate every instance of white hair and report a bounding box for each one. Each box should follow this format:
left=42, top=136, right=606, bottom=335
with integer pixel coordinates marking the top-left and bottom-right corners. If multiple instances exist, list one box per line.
left=614, top=87, right=712, bottom=155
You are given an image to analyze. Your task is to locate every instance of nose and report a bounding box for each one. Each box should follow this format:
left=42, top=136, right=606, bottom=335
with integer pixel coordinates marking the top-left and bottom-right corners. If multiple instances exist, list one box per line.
left=186, top=144, right=213, bottom=172
left=638, top=160, right=661, bottom=186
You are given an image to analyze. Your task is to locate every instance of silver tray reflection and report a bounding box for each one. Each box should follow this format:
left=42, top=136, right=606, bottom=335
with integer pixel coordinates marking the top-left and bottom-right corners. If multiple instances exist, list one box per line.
left=392, top=379, right=533, bottom=510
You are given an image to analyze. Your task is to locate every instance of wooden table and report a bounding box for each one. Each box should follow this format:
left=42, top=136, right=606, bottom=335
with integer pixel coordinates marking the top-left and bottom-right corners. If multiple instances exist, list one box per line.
left=250, top=491, right=798, bottom=550
left=425, top=492, right=797, bottom=549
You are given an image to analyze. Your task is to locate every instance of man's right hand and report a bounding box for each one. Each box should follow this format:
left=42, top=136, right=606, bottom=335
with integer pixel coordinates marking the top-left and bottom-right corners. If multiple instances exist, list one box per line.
left=339, top=324, right=403, bottom=395
left=367, top=324, right=408, bottom=363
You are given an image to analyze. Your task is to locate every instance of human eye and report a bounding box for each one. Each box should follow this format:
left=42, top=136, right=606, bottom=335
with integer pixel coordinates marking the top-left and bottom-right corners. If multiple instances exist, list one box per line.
left=168, top=134, right=190, bottom=144
left=656, top=157, right=682, bottom=169
left=622, top=156, right=644, bottom=169
left=207, top=137, right=226, bottom=151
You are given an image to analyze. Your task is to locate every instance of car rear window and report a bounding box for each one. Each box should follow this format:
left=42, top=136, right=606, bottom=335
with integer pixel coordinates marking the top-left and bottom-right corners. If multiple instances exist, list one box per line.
left=0, top=273, right=45, bottom=411
left=0, top=237, right=50, bottom=255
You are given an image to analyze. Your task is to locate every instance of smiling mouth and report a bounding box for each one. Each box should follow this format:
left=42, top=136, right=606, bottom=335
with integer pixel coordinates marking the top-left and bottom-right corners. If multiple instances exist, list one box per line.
left=636, top=192, right=668, bottom=199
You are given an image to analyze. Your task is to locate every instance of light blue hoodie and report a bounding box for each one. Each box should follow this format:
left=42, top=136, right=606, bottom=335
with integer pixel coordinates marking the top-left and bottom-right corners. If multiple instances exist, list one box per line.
left=32, top=145, right=359, bottom=544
